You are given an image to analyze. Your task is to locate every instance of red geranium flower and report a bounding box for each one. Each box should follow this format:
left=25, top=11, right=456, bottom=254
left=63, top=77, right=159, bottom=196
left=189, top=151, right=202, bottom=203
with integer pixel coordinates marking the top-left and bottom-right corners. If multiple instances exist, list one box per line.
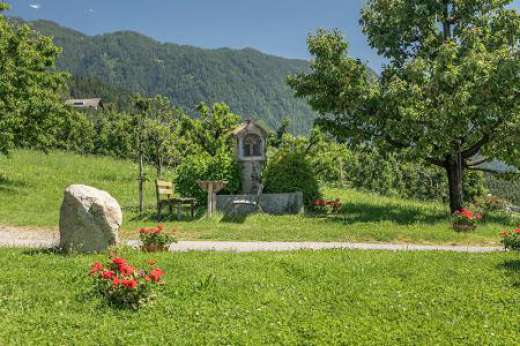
left=513, top=229, right=520, bottom=235
left=119, top=264, right=135, bottom=276
left=89, top=262, right=104, bottom=274
left=112, top=257, right=126, bottom=266
left=113, top=276, right=120, bottom=286
left=122, top=279, right=137, bottom=289
left=149, top=268, right=164, bottom=282
left=101, top=270, right=115, bottom=280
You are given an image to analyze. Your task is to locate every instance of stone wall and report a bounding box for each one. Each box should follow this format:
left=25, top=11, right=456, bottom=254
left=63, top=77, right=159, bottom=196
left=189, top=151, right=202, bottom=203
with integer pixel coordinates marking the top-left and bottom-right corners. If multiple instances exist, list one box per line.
left=216, top=192, right=304, bottom=215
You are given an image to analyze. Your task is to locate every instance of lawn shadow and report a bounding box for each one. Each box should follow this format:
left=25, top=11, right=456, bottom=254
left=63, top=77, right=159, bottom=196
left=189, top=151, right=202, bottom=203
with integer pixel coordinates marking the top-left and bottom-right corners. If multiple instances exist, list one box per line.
left=319, top=201, right=449, bottom=226
left=497, top=259, right=520, bottom=288
left=498, top=259, right=520, bottom=272
left=220, top=212, right=249, bottom=224
left=0, top=173, right=28, bottom=195
left=125, top=205, right=206, bottom=223
left=22, top=247, right=71, bottom=257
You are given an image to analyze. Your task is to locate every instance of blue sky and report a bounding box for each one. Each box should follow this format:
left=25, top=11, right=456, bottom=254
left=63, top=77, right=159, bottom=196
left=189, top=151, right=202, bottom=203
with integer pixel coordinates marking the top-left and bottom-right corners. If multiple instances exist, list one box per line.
left=5, top=0, right=520, bottom=72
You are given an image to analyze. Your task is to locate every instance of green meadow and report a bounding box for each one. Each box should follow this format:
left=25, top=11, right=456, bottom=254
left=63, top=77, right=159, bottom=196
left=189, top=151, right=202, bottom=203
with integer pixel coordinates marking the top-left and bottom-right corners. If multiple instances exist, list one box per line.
left=0, top=150, right=516, bottom=245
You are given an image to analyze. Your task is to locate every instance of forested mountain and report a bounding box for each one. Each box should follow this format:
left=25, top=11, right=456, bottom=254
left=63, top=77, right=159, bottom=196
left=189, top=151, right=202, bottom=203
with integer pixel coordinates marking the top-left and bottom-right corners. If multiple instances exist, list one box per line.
left=25, top=19, right=332, bottom=133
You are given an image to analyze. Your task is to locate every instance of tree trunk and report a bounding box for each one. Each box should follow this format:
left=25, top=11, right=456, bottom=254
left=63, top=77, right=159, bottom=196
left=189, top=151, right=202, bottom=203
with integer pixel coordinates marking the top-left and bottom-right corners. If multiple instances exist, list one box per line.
left=155, top=146, right=162, bottom=178
left=446, top=159, right=464, bottom=213
left=138, top=152, right=145, bottom=213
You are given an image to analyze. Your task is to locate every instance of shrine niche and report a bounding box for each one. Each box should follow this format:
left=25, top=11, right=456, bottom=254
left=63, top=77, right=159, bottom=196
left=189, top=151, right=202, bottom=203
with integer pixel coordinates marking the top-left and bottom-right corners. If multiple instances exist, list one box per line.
left=232, top=119, right=267, bottom=194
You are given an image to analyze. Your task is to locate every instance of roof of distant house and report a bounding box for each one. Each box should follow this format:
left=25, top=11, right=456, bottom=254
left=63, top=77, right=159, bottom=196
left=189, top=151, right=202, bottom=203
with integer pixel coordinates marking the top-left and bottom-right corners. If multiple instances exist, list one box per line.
left=65, top=98, right=103, bottom=109
left=232, top=119, right=268, bottom=137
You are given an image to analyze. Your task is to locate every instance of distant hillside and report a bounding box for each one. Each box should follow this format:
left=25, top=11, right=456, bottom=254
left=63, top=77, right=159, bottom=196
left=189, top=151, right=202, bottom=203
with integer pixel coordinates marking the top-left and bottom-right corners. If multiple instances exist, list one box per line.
left=24, top=19, right=336, bottom=133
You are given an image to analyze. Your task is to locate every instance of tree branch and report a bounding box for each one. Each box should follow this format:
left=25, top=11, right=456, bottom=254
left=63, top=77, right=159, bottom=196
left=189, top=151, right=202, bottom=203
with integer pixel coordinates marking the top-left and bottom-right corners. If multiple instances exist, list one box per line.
left=465, top=157, right=491, bottom=167
left=461, top=134, right=489, bottom=159
left=426, top=157, right=446, bottom=167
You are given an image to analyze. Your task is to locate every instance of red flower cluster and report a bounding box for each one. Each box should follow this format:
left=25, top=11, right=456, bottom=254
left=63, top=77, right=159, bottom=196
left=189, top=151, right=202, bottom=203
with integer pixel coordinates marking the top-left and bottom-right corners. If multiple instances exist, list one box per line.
left=139, top=224, right=164, bottom=235
left=500, top=226, right=520, bottom=251
left=312, top=198, right=342, bottom=212
left=500, top=227, right=520, bottom=237
left=454, top=208, right=482, bottom=220
left=89, top=256, right=166, bottom=308
left=138, top=224, right=177, bottom=251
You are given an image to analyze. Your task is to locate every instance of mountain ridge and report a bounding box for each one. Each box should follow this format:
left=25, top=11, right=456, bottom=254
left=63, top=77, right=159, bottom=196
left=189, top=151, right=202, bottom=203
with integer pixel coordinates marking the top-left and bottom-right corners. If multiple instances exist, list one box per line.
left=21, top=19, right=321, bottom=133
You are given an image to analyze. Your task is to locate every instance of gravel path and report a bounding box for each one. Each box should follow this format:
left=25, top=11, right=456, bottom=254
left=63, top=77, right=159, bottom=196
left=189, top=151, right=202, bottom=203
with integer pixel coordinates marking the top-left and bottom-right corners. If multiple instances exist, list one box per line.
left=0, top=227, right=503, bottom=253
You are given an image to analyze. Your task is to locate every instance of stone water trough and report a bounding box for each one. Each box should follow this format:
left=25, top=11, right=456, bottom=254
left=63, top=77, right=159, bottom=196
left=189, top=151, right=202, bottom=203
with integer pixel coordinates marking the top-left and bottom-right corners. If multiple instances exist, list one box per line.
left=216, top=192, right=304, bottom=216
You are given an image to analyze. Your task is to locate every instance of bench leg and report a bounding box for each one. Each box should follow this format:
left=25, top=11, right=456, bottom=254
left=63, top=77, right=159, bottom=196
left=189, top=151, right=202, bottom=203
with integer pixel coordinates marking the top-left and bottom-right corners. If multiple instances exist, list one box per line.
left=169, top=204, right=173, bottom=220
left=191, top=203, right=195, bottom=219
left=157, top=204, right=162, bottom=221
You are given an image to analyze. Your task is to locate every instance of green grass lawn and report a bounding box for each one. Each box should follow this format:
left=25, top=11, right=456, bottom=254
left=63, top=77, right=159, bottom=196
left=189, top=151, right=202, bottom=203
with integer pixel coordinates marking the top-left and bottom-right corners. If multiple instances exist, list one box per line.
left=0, top=248, right=518, bottom=345
left=0, top=150, right=517, bottom=245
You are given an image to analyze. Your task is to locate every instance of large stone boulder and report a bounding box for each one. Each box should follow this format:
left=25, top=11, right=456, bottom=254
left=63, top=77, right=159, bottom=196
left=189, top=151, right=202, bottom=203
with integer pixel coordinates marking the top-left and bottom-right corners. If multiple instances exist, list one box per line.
left=59, top=184, right=122, bottom=253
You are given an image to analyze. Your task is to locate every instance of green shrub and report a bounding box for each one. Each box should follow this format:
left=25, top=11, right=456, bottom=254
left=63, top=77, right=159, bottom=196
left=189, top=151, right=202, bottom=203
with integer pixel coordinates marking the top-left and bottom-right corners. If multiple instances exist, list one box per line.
left=175, top=149, right=240, bottom=205
left=485, top=173, right=520, bottom=206
left=263, top=146, right=320, bottom=205
left=341, top=147, right=486, bottom=203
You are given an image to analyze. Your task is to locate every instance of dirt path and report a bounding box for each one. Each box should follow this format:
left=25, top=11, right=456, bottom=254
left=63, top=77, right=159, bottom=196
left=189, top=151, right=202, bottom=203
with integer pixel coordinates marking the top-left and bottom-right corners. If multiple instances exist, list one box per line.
left=0, top=226, right=504, bottom=253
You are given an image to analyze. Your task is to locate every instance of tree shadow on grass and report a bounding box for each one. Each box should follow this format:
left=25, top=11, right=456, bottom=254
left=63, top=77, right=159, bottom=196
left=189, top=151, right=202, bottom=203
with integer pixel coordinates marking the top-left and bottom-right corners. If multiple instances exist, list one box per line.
left=220, top=212, right=249, bottom=224
left=0, top=173, right=28, bottom=195
left=317, top=201, right=449, bottom=226
left=22, top=247, right=70, bottom=257
left=497, top=259, right=520, bottom=288
left=125, top=206, right=206, bottom=223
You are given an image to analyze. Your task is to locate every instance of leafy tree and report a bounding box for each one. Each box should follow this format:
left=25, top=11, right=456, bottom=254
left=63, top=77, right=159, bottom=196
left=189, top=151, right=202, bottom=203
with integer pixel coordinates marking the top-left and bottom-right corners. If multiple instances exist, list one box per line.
left=131, top=95, right=185, bottom=211
left=0, top=3, right=69, bottom=157
left=175, top=103, right=242, bottom=203
left=289, top=0, right=520, bottom=212
left=180, top=103, right=241, bottom=156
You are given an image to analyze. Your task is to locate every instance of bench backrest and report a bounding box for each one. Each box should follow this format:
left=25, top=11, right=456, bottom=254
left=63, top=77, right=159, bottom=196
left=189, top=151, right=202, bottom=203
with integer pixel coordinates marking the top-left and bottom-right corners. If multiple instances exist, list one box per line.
left=156, top=180, right=174, bottom=199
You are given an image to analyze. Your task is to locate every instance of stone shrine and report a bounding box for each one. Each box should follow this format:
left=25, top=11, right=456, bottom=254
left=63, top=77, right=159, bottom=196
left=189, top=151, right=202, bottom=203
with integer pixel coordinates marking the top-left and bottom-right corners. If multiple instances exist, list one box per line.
left=231, top=119, right=267, bottom=194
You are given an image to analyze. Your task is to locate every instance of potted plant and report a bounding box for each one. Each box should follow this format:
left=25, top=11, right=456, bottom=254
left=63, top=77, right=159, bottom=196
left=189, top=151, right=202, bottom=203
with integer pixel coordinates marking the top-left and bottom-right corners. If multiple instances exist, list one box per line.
left=500, top=228, right=520, bottom=251
left=139, top=224, right=177, bottom=252
left=452, top=208, right=482, bottom=232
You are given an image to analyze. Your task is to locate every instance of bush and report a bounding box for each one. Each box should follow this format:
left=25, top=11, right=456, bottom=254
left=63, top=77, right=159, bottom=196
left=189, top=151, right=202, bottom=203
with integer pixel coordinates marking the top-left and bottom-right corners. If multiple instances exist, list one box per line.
left=473, top=194, right=511, bottom=212
left=175, top=149, right=240, bottom=205
left=485, top=173, right=520, bottom=206
left=342, top=147, right=487, bottom=203
left=89, top=257, right=165, bottom=309
left=263, top=146, right=320, bottom=205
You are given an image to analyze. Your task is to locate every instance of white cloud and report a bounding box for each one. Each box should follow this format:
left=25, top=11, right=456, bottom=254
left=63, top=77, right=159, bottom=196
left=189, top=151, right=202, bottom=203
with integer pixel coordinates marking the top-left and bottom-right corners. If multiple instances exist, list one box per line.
left=29, top=4, right=41, bottom=10
left=88, top=8, right=95, bottom=13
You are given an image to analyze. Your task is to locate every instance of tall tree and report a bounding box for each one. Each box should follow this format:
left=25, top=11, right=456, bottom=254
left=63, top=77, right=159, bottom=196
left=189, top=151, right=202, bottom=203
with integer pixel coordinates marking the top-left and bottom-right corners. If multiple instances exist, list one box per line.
left=289, top=0, right=520, bottom=213
left=0, top=3, right=69, bottom=157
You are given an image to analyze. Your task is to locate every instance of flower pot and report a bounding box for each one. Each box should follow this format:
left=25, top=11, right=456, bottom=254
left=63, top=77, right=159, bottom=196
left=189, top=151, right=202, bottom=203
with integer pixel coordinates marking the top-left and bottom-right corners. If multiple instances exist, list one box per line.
left=452, top=223, right=476, bottom=232
left=141, top=244, right=169, bottom=252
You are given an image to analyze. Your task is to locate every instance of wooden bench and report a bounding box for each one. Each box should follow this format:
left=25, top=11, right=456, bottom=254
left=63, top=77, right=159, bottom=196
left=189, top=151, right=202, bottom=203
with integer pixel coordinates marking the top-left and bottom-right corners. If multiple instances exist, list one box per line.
left=156, top=180, right=197, bottom=221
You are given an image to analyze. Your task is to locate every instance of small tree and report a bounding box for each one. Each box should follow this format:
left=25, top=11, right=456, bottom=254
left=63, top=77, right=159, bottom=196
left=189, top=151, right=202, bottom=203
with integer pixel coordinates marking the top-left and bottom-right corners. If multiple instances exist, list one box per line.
left=131, top=95, right=184, bottom=213
left=0, top=4, right=70, bottom=158
left=289, top=0, right=520, bottom=213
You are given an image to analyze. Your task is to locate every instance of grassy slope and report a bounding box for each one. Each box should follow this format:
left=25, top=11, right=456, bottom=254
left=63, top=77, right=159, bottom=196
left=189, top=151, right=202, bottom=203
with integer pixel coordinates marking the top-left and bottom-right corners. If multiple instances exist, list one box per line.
left=0, top=248, right=518, bottom=345
left=0, top=150, right=516, bottom=245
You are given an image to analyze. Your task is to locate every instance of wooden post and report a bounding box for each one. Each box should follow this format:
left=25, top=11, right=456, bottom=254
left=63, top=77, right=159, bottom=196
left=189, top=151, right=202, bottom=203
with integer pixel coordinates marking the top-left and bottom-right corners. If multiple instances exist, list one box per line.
left=138, top=153, right=145, bottom=213
left=198, top=180, right=228, bottom=218
left=207, top=183, right=214, bottom=217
